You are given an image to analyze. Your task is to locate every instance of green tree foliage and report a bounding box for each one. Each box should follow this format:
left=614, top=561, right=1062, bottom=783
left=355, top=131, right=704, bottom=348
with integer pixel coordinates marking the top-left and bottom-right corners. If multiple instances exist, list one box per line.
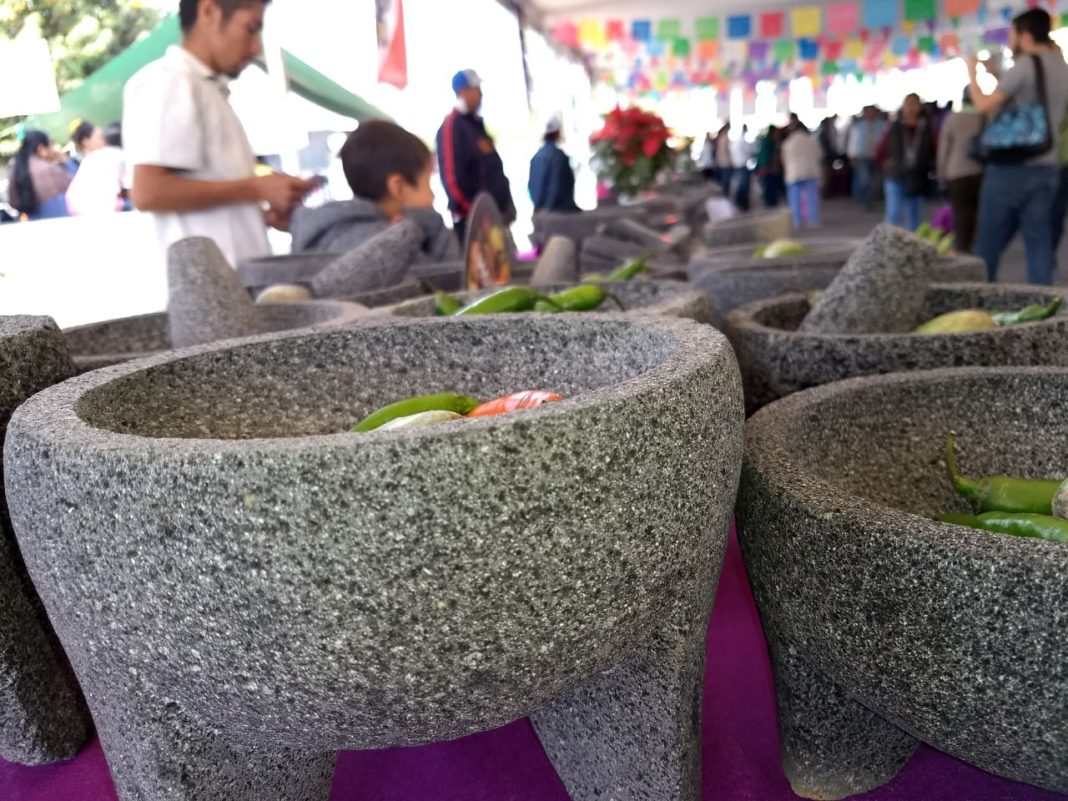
left=0, top=0, right=162, bottom=143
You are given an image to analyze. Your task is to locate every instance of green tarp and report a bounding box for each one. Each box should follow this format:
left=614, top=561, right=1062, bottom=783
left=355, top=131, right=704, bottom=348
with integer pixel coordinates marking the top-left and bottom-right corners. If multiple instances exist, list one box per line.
left=21, top=15, right=389, bottom=142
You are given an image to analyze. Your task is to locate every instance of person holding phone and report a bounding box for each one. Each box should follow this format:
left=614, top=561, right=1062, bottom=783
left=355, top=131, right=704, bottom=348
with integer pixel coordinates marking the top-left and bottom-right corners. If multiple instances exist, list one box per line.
left=124, top=0, right=315, bottom=265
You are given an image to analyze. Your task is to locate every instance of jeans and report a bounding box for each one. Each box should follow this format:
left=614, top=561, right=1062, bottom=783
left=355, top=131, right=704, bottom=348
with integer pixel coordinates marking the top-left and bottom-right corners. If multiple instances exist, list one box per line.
left=733, top=168, right=752, bottom=212
left=1052, top=165, right=1068, bottom=254
left=947, top=174, right=983, bottom=254
left=787, top=179, right=820, bottom=229
left=884, top=179, right=923, bottom=231
left=852, top=158, right=875, bottom=209
left=977, top=163, right=1059, bottom=285
left=761, top=173, right=785, bottom=208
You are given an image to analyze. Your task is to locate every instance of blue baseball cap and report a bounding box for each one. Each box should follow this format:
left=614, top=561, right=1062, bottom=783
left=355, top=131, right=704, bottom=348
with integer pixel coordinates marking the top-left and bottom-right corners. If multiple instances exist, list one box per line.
left=452, top=69, right=482, bottom=94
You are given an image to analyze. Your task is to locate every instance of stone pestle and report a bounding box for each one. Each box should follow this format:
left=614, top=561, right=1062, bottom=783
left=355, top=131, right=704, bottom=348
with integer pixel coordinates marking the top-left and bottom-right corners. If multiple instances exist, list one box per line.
left=799, top=223, right=937, bottom=335
left=167, top=237, right=268, bottom=349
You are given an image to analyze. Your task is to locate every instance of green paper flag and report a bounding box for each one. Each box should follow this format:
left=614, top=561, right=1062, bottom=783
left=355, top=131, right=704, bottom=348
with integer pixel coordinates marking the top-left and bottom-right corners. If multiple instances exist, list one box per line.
left=774, top=39, right=796, bottom=62
left=658, top=19, right=682, bottom=40
left=918, top=35, right=935, bottom=53
left=696, top=17, right=720, bottom=41
left=1062, top=13, right=1068, bottom=28
left=674, top=37, right=692, bottom=57
left=904, top=0, right=936, bottom=21
left=821, top=60, right=840, bottom=75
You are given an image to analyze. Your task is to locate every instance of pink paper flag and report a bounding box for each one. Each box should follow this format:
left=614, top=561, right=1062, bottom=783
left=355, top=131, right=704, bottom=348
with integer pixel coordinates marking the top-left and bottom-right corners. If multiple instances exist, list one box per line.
left=827, top=2, right=861, bottom=35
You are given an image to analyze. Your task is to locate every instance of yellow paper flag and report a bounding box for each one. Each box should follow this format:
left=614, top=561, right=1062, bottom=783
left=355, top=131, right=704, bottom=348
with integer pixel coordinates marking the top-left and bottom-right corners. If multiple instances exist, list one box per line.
left=792, top=7, right=822, bottom=37
left=845, top=39, right=865, bottom=59
left=578, top=19, right=607, bottom=48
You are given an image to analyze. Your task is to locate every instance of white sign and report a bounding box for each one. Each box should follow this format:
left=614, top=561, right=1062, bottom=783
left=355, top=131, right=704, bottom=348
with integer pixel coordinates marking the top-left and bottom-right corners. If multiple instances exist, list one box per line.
left=0, top=38, right=60, bottom=118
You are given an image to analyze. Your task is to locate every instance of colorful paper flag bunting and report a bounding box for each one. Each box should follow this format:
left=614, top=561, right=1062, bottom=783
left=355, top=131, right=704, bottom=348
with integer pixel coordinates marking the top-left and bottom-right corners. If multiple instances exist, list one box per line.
left=939, top=32, right=961, bottom=52
left=845, top=38, right=866, bottom=58
left=799, top=37, right=821, bottom=59
left=760, top=12, right=786, bottom=38
left=657, top=19, right=682, bottom=40
left=985, top=26, right=1010, bottom=43
left=698, top=39, right=719, bottom=61
left=821, top=60, right=840, bottom=75
left=904, top=0, right=937, bottom=21
left=863, top=0, right=897, bottom=29
left=917, top=34, right=936, bottom=53
left=824, top=40, right=845, bottom=59
left=631, top=20, right=652, bottom=42
left=674, top=37, right=692, bottom=57
left=577, top=19, right=606, bottom=48
left=774, top=39, right=796, bottom=61
left=696, top=17, right=720, bottom=41
left=728, top=15, right=753, bottom=39
left=749, top=40, right=770, bottom=61
left=605, top=20, right=626, bottom=42
left=891, top=35, right=911, bottom=55
left=792, top=7, right=823, bottom=36
left=552, top=21, right=578, bottom=48
left=827, top=2, right=861, bottom=35
left=945, top=0, right=981, bottom=16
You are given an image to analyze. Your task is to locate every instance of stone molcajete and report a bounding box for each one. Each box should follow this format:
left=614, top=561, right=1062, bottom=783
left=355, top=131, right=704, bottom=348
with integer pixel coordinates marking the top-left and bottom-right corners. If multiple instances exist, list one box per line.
left=388, top=280, right=714, bottom=324
left=736, top=366, right=1068, bottom=799
left=5, top=314, right=744, bottom=800
left=725, top=283, right=1068, bottom=413
left=687, top=237, right=985, bottom=326
left=0, top=317, right=91, bottom=765
left=701, top=208, right=793, bottom=248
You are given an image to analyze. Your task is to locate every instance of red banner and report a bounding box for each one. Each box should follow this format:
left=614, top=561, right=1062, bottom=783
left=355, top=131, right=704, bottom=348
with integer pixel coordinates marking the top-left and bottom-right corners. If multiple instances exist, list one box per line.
left=377, top=0, right=408, bottom=89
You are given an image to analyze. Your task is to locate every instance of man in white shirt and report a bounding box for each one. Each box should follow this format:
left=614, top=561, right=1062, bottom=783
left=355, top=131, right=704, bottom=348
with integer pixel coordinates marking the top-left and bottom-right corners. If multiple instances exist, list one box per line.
left=124, top=0, right=314, bottom=266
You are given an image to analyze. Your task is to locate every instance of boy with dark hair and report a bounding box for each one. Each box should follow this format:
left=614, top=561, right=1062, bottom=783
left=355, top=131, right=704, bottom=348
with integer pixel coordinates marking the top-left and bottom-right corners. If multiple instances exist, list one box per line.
left=290, top=120, right=457, bottom=261
left=125, top=0, right=314, bottom=265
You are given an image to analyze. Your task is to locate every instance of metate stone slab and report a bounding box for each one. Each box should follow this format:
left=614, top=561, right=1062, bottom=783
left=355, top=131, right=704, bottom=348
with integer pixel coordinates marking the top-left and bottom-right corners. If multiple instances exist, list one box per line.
left=0, top=316, right=91, bottom=765
left=236, top=252, right=336, bottom=297
left=702, top=208, right=793, bottom=248
left=388, top=281, right=714, bottom=324
left=63, top=301, right=368, bottom=374
left=799, top=224, right=937, bottom=335
left=725, top=282, right=1068, bottom=413
left=736, top=366, right=1068, bottom=799
left=5, top=314, right=743, bottom=801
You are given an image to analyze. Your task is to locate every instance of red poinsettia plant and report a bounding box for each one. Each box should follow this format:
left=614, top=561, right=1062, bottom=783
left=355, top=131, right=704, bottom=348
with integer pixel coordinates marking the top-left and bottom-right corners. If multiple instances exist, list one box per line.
left=590, top=106, right=673, bottom=197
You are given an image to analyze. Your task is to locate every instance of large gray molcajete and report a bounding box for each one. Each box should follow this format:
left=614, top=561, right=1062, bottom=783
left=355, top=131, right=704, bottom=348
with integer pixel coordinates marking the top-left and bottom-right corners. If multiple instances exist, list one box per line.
left=0, top=317, right=91, bottom=765
left=725, top=283, right=1068, bottom=413
left=689, top=239, right=987, bottom=326
left=701, top=208, right=792, bottom=248
left=388, top=281, right=714, bottom=323
left=6, top=315, right=744, bottom=800
left=63, top=300, right=368, bottom=373
left=736, top=366, right=1068, bottom=799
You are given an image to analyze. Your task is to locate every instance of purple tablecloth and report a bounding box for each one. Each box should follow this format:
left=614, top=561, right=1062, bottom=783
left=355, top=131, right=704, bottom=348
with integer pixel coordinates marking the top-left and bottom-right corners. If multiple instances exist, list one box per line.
left=3, top=532, right=1065, bottom=801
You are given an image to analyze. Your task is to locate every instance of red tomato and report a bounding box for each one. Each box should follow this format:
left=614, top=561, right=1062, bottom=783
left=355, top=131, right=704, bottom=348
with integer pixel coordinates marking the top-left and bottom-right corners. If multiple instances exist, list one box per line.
left=466, top=390, right=564, bottom=418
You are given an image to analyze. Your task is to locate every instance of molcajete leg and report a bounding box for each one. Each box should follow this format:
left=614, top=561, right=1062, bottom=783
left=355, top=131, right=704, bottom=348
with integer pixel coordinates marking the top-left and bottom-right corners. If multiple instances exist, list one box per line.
left=89, top=686, right=335, bottom=801
left=0, top=535, right=91, bottom=764
left=530, top=607, right=708, bottom=801
left=768, top=639, right=918, bottom=801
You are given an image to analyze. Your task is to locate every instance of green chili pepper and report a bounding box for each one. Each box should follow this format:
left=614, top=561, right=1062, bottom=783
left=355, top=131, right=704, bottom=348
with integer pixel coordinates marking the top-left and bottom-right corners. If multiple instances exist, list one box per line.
left=606, top=256, right=649, bottom=282
left=434, top=291, right=463, bottom=316
left=533, top=300, right=560, bottom=313
left=916, top=222, right=933, bottom=240
left=453, top=287, right=559, bottom=315
left=990, top=296, right=1063, bottom=327
left=937, top=232, right=955, bottom=255
left=945, top=432, right=1062, bottom=514
left=940, top=512, right=1068, bottom=543
left=353, top=392, right=481, bottom=432
left=541, top=284, right=624, bottom=312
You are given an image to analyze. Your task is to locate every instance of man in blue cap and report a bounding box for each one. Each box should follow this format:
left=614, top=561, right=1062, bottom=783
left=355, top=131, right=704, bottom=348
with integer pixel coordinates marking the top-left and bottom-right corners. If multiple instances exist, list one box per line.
left=436, top=68, right=516, bottom=243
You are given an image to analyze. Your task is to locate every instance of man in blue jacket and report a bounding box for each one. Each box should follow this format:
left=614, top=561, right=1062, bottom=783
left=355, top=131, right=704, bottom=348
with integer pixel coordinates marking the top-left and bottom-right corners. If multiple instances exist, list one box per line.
left=436, top=69, right=516, bottom=243
left=529, top=115, right=580, bottom=213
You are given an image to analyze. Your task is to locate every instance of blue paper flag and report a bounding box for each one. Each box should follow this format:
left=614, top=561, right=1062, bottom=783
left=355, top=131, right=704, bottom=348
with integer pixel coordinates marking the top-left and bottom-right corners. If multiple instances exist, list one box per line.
left=799, top=37, right=821, bottom=60
left=632, top=20, right=652, bottom=41
left=863, top=0, right=897, bottom=29
left=727, top=15, right=753, bottom=39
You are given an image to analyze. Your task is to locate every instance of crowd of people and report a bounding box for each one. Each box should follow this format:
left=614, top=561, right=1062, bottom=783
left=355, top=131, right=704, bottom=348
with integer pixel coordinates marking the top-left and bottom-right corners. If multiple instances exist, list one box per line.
left=698, top=9, right=1068, bottom=285
left=2, top=0, right=1067, bottom=288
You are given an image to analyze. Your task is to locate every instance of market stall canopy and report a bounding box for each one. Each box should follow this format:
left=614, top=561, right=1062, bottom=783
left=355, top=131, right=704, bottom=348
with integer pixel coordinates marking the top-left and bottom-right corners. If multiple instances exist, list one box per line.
left=18, top=15, right=390, bottom=143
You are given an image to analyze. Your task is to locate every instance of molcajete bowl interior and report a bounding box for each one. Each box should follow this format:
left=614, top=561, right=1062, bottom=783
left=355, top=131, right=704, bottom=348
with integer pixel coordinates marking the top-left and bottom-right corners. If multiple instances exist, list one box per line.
left=737, top=366, right=1068, bottom=796
left=725, top=283, right=1068, bottom=413
left=62, top=301, right=367, bottom=373
left=386, top=280, right=712, bottom=323
left=7, top=315, right=742, bottom=751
